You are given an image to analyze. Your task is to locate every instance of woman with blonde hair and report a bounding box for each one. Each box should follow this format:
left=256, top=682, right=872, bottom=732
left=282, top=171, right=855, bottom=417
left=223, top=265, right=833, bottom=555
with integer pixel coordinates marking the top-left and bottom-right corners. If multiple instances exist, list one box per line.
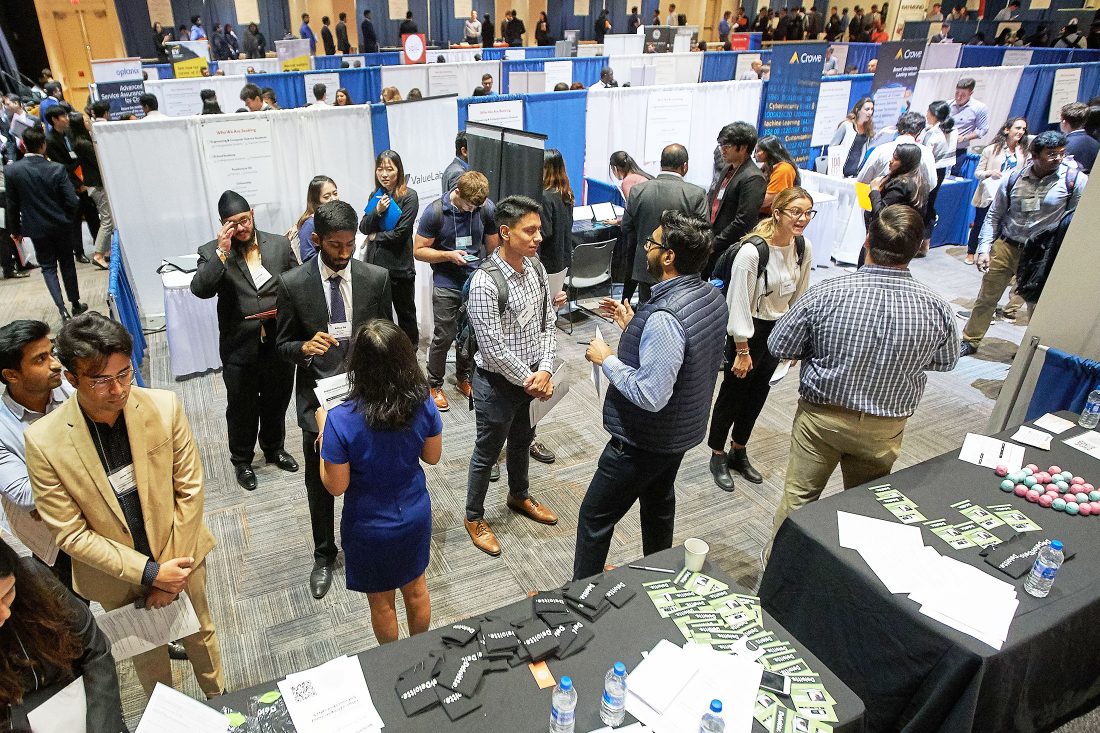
left=381, top=86, right=401, bottom=103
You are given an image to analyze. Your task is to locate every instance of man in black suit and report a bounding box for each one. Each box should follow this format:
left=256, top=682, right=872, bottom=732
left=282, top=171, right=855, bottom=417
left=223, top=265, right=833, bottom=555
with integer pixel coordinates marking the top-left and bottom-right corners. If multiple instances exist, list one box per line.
left=707, top=122, right=767, bottom=276
left=400, top=11, right=419, bottom=35
left=42, top=108, right=89, bottom=264
left=191, top=190, right=298, bottom=492
left=360, top=10, right=379, bottom=53
left=621, top=144, right=707, bottom=305
left=320, top=16, right=336, bottom=55
left=335, top=12, right=351, bottom=54
left=5, top=128, right=86, bottom=320
left=276, top=200, right=393, bottom=599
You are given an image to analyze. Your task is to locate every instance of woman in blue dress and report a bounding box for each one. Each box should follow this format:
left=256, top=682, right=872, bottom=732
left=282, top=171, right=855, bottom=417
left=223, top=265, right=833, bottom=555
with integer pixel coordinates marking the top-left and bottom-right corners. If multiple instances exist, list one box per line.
left=316, top=319, right=442, bottom=643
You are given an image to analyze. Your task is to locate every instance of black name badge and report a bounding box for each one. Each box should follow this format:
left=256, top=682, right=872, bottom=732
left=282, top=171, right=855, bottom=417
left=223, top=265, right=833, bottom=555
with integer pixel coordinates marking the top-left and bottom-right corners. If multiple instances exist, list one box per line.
left=603, top=580, right=637, bottom=608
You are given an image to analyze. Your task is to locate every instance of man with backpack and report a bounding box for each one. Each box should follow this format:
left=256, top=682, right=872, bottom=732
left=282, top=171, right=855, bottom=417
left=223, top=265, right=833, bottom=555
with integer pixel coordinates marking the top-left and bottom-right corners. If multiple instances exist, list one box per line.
left=414, top=172, right=499, bottom=412
left=464, top=196, right=559, bottom=557
left=960, top=131, right=1086, bottom=357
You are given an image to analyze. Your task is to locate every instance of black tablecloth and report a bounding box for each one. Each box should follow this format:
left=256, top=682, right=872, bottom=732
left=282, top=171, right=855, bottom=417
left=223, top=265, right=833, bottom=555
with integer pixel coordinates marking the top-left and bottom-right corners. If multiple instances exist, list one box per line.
left=759, top=412, right=1100, bottom=733
left=212, top=547, right=864, bottom=732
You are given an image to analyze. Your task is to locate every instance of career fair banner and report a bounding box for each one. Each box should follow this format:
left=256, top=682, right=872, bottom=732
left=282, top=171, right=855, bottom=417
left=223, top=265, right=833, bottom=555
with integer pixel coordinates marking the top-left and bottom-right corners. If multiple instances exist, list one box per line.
left=276, top=39, right=312, bottom=71
left=90, top=58, right=145, bottom=119
left=166, top=41, right=209, bottom=79
left=305, top=72, right=341, bottom=104
left=871, top=41, right=925, bottom=132
left=764, top=43, right=826, bottom=167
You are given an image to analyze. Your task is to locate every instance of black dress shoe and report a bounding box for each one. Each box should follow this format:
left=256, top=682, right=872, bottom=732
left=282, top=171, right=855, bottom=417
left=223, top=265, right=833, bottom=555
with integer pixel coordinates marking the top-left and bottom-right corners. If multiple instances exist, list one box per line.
left=168, top=641, right=189, bottom=660
left=235, top=464, right=257, bottom=491
left=310, top=562, right=334, bottom=599
left=71, top=302, right=89, bottom=316
left=728, top=447, right=763, bottom=484
left=709, top=453, right=735, bottom=492
left=265, top=449, right=299, bottom=472
left=529, top=440, right=556, bottom=464
left=75, top=255, right=90, bottom=264
left=489, top=463, right=500, bottom=482
left=3, top=270, right=29, bottom=279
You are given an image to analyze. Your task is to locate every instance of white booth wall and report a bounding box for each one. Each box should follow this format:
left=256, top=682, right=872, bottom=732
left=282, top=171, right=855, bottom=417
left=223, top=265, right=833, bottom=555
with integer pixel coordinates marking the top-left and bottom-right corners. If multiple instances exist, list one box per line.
left=380, top=60, right=502, bottom=98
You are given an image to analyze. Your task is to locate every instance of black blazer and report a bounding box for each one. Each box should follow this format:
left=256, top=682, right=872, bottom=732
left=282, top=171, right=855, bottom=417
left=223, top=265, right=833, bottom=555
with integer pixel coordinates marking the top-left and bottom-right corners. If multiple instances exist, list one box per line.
left=44, top=130, right=80, bottom=190
left=361, top=19, right=378, bottom=52
left=539, top=188, right=573, bottom=274
left=4, top=155, right=78, bottom=237
left=335, top=20, right=351, bottom=53
left=708, top=161, right=767, bottom=255
left=191, top=231, right=296, bottom=365
left=276, top=257, right=393, bottom=432
left=321, top=25, right=336, bottom=54
left=359, top=188, right=419, bottom=280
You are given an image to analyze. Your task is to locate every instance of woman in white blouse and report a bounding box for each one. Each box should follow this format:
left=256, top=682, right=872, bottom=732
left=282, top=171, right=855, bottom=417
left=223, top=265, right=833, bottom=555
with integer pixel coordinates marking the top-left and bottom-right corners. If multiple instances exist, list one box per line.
left=707, top=186, right=814, bottom=492
left=966, top=116, right=1028, bottom=264
left=830, top=97, right=874, bottom=178
left=917, top=100, right=957, bottom=255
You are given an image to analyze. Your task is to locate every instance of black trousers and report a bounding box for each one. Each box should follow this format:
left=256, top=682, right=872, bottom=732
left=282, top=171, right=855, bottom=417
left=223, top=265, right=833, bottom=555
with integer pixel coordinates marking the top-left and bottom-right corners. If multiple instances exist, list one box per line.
left=466, top=368, right=534, bottom=520
left=573, top=438, right=684, bottom=580
left=222, top=335, right=294, bottom=465
left=924, top=168, right=948, bottom=239
left=967, top=205, right=989, bottom=255
left=303, top=429, right=337, bottom=565
left=78, top=191, right=99, bottom=245
left=0, top=228, right=16, bottom=274
left=707, top=319, right=780, bottom=451
left=33, top=230, right=80, bottom=310
left=390, top=275, right=419, bottom=346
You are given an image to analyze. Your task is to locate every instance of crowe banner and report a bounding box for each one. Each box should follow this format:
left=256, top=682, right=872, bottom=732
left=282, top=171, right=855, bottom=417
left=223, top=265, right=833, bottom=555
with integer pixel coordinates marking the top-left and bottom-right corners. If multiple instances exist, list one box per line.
left=763, top=43, right=826, bottom=168
left=90, top=58, right=144, bottom=119
left=166, top=41, right=209, bottom=78
left=871, top=41, right=926, bottom=132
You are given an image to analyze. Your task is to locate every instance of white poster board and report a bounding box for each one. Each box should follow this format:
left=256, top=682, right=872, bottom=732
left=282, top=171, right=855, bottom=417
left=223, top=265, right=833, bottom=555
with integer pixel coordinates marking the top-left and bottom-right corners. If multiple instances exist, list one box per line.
left=427, top=64, right=462, bottom=96
left=812, top=80, right=852, bottom=147
left=922, top=43, right=962, bottom=69
left=198, top=116, right=277, bottom=205
left=644, top=89, right=693, bottom=162
left=1049, top=67, right=1081, bottom=124
left=467, top=99, right=525, bottom=129
left=159, top=79, right=211, bottom=117
left=509, top=72, right=531, bottom=94
left=735, top=53, right=761, bottom=80
left=305, top=72, right=341, bottom=104
left=504, top=48, right=526, bottom=60
left=1001, top=49, right=1033, bottom=66
left=543, top=61, right=573, bottom=90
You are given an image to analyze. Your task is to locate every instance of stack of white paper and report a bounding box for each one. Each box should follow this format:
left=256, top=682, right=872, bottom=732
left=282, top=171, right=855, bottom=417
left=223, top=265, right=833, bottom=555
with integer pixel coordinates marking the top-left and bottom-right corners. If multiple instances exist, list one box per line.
left=277, top=655, right=384, bottom=732
left=313, top=373, right=351, bottom=411
left=625, top=639, right=762, bottom=733
left=836, top=511, right=1019, bottom=649
left=96, top=592, right=201, bottom=661
left=958, top=433, right=1025, bottom=472
left=135, top=683, right=228, bottom=732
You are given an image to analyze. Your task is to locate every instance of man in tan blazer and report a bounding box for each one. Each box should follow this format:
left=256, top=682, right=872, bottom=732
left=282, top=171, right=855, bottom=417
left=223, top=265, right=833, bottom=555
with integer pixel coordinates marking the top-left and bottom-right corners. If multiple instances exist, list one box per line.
left=26, top=313, right=224, bottom=699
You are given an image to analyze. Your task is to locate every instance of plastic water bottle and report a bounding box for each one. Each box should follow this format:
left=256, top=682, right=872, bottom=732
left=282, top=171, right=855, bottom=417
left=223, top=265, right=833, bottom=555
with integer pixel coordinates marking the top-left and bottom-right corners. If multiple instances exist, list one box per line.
left=599, top=662, right=628, bottom=726
left=1024, top=540, right=1065, bottom=598
left=550, top=676, right=578, bottom=733
left=700, top=699, right=725, bottom=733
left=1079, top=389, right=1100, bottom=428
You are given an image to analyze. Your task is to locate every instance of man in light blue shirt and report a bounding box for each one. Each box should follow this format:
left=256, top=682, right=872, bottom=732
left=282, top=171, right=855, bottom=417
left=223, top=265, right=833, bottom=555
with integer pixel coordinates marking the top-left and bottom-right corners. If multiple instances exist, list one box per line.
left=0, top=320, right=75, bottom=590
left=189, top=15, right=206, bottom=41
left=300, top=13, right=317, bottom=54
left=949, top=78, right=989, bottom=175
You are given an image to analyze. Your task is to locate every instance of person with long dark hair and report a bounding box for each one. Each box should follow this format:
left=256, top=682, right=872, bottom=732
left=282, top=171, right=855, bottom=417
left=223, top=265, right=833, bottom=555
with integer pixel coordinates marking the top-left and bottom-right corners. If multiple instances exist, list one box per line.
left=831, top=97, right=875, bottom=178
left=536, top=11, right=552, bottom=45
left=754, top=135, right=801, bottom=215
left=540, top=149, right=575, bottom=276
left=609, top=151, right=652, bottom=201
left=152, top=21, right=171, bottom=62
left=334, top=87, right=352, bottom=106
left=316, top=320, right=440, bottom=643
left=293, top=175, right=339, bottom=263
left=482, top=13, right=495, bottom=46
left=918, top=100, right=956, bottom=254
left=0, top=538, right=127, bottom=730
left=595, top=9, right=611, bottom=42
left=359, top=150, right=420, bottom=346
left=868, top=144, right=928, bottom=232
left=71, top=113, right=114, bottom=271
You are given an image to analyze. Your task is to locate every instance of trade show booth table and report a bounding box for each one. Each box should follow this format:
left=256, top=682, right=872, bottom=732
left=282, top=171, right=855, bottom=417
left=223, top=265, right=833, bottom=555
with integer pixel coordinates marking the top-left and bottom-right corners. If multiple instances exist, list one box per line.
left=160, top=260, right=221, bottom=377
left=760, top=412, right=1100, bottom=732
left=209, top=549, right=865, bottom=732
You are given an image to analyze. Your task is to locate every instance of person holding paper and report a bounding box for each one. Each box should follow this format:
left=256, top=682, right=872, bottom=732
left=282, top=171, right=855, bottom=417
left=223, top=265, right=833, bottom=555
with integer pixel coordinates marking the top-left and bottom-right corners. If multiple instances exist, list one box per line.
left=315, top=320, right=440, bottom=643
left=707, top=188, right=814, bottom=493
left=0, top=320, right=77, bottom=591
left=464, top=197, right=559, bottom=557
left=26, top=313, right=226, bottom=699
left=0, top=538, right=127, bottom=732
left=767, top=205, right=958, bottom=545
left=359, top=150, right=419, bottom=347
left=574, top=211, right=728, bottom=580
left=830, top=97, right=875, bottom=179
left=191, top=190, right=298, bottom=492
left=276, top=201, right=393, bottom=599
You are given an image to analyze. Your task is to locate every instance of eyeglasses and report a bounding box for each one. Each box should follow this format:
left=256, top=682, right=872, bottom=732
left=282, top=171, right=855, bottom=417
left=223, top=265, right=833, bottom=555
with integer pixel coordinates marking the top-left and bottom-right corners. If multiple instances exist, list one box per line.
left=782, top=209, right=818, bottom=221
left=644, top=237, right=669, bottom=252
left=83, top=366, right=135, bottom=392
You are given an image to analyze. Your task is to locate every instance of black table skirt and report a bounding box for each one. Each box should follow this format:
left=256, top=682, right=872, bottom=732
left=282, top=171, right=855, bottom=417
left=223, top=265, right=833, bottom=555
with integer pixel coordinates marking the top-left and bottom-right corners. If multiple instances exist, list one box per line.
left=211, top=547, right=864, bottom=732
left=759, top=412, right=1100, bottom=733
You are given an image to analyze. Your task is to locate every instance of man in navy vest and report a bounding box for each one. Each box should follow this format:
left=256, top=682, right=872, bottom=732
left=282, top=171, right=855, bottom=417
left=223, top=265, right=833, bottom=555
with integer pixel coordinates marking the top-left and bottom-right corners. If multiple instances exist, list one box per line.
left=573, top=210, right=728, bottom=580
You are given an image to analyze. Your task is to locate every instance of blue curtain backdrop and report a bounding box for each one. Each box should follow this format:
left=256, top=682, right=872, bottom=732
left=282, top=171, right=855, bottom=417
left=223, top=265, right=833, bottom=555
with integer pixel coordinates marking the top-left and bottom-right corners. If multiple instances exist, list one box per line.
left=700, top=50, right=774, bottom=82
left=108, top=233, right=147, bottom=387
left=114, top=0, right=155, bottom=59
left=258, top=0, right=292, bottom=44
left=171, top=0, right=237, bottom=30
left=526, top=90, right=588, bottom=192
left=356, top=0, right=429, bottom=48
left=313, top=52, right=401, bottom=69
left=1027, top=348, right=1100, bottom=421
left=1010, top=63, right=1100, bottom=133
left=244, top=67, right=382, bottom=106
left=834, top=42, right=878, bottom=73
left=371, top=101, right=389, bottom=154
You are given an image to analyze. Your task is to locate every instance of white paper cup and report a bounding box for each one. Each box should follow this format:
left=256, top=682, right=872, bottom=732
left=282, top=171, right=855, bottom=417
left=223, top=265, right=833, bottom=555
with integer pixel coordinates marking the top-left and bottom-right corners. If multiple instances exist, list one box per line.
left=684, top=538, right=709, bottom=572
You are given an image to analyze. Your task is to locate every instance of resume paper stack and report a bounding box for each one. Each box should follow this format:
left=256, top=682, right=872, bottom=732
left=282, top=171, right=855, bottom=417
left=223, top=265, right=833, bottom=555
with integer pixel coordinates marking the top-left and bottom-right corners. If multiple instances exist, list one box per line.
left=277, top=655, right=384, bottom=732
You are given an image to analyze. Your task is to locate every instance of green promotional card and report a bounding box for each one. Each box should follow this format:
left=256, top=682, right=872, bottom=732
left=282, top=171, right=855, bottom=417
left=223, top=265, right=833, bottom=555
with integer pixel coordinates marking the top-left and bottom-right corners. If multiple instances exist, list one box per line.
left=951, top=499, right=1006, bottom=530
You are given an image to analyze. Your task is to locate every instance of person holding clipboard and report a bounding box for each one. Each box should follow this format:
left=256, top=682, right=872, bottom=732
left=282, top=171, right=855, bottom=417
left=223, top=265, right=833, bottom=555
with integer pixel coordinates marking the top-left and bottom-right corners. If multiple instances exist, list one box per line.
left=360, top=151, right=419, bottom=347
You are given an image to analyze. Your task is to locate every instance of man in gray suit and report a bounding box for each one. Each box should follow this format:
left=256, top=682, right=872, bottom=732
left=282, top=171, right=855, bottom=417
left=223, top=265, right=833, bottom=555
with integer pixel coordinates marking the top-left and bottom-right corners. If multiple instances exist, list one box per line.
left=621, top=144, right=707, bottom=305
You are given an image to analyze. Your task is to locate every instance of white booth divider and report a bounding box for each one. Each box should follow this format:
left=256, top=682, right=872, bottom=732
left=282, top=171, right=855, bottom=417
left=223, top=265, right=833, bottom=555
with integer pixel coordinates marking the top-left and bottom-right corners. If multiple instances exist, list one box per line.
left=430, top=49, right=482, bottom=64
left=142, top=75, right=251, bottom=116
left=603, top=52, right=705, bottom=87
left=381, top=60, right=502, bottom=98
left=218, top=58, right=283, bottom=75
left=602, top=34, right=646, bottom=56
left=585, top=80, right=763, bottom=191
left=94, top=106, right=375, bottom=317
left=912, top=65, right=1025, bottom=148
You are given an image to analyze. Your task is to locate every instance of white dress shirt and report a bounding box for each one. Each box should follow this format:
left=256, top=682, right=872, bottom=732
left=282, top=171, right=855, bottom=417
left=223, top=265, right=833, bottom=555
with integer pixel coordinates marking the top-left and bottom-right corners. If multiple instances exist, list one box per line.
left=857, top=134, right=939, bottom=191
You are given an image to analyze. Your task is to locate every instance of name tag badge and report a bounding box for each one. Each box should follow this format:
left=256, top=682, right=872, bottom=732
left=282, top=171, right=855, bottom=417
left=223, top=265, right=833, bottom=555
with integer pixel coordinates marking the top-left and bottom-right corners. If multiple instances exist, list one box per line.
left=328, top=321, right=352, bottom=339
left=250, top=265, right=272, bottom=288
left=780, top=278, right=796, bottom=297
left=456, top=235, right=473, bottom=252
left=1020, top=196, right=1041, bottom=213
left=716, top=187, right=726, bottom=201
left=69, top=151, right=77, bottom=160
left=107, top=463, right=137, bottom=497
left=517, top=302, right=535, bottom=327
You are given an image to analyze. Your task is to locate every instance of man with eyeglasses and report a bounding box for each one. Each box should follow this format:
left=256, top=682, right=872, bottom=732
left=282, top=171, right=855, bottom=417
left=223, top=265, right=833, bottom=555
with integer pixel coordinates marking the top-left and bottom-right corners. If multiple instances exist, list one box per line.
left=26, top=312, right=226, bottom=700
left=573, top=210, right=728, bottom=580
left=960, top=131, right=1085, bottom=356
left=708, top=122, right=767, bottom=278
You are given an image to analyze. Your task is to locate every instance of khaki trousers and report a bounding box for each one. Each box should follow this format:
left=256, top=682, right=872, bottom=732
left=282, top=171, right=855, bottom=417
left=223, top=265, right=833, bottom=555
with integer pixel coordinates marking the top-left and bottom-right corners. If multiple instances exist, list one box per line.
left=101, top=560, right=225, bottom=699
left=771, top=401, right=907, bottom=538
left=962, top=239, right=1021, bottom=346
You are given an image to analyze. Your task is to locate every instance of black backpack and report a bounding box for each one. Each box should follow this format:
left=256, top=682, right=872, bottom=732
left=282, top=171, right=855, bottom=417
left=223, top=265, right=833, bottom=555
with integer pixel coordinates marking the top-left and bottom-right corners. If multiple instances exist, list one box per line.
left=710, top=234, right=806, bottom=299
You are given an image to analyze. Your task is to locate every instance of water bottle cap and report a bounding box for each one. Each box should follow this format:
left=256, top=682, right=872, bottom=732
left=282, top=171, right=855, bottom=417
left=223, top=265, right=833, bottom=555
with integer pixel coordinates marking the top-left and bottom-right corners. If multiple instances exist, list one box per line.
left=710, top=699, right=723, bottom=713
left=613, top=662, right=626, bottom=676
left=560, top=676, right=572, bottom=691
left=1051, top=539, right=1064, bottom=551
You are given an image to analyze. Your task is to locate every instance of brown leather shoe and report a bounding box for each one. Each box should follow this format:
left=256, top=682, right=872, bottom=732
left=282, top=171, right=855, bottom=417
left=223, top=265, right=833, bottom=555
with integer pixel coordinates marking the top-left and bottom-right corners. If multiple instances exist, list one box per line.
left=456, top=379, right=473, bottom=398
left=506, top=496, right=558, bottom=525
left=431, top=387, right=450, bottom=412
left=464, top=518, right=501, bottom=556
